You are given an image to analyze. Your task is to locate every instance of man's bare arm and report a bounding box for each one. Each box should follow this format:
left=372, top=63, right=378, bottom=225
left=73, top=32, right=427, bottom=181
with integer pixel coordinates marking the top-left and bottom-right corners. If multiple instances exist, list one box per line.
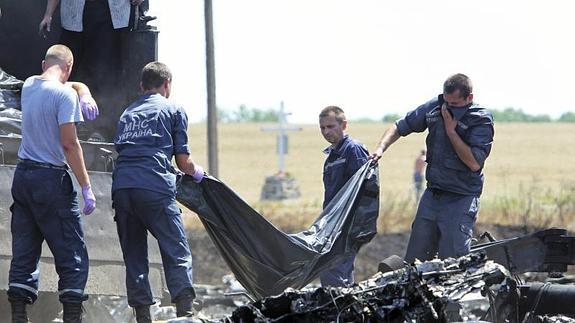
left=445, top=131, right=481, bottom=172
left=441, top=106, right=481, bottom=172
left=60, top=123, right=90, bottom=187
left=67, top=81, right=92, bottom=97
left=175, top=154, right=200, bottom=176
left=369, top=123, right=401, bottom=161
left=40, top=0, right=60, bottom=33
left=67, top=82, right=99, bottom=120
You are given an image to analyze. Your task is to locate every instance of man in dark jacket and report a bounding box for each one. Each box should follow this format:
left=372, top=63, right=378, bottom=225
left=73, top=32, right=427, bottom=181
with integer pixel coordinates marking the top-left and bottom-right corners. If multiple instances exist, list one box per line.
left=112, top=62, right=204, bottom=322
left=370, top=73, right=494, bottom=263
left=319, top=106, right=369, bottom=286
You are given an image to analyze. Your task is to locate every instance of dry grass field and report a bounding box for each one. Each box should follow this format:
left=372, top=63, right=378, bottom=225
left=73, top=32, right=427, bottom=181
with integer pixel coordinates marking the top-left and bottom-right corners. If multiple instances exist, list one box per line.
left=182, top=122, right=575, bottom=233
left=180, top=122, right=575, bottom=284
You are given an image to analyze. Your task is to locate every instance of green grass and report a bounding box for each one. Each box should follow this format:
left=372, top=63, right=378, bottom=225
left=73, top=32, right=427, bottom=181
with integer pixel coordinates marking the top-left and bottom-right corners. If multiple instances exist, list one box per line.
left=181, top=122, right=575, bottom=233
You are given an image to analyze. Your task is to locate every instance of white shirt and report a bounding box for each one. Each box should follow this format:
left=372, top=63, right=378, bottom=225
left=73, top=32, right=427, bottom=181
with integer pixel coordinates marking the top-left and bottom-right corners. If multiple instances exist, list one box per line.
left=60, top=0, right=131, bottom=32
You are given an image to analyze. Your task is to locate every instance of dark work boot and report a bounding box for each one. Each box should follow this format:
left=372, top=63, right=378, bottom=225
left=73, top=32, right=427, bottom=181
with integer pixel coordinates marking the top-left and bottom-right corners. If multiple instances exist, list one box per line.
left=174, top=288, right=195, bottom=317
left=134, top=305, right=152, bottom=323
left=62, top=302, right=83, bottom=323
left=10, top=301, right=28, bottom=323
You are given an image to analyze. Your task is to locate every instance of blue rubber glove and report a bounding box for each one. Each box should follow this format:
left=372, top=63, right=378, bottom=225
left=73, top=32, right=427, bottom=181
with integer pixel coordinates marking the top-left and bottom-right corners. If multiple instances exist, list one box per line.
left=81, top=185, right=96, bottom=215
left=192, top=165, right=205, bottom=183
left=80, top=94, right=99, bottom=121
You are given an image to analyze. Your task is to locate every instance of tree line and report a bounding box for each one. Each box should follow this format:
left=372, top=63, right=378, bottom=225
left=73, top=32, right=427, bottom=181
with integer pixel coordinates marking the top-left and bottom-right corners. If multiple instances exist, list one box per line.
left=217, top=106, right=575, bottom=123
left=381, top=108, right=575, bottom=123
left=218, top=105, right=279, bottom=123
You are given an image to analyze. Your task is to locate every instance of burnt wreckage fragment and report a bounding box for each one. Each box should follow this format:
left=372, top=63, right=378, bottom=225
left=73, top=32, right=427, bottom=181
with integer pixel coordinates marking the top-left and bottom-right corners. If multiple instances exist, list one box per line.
left=230, top=253, right=508, bottom=322
left=227, top=229, right=575, bottom=323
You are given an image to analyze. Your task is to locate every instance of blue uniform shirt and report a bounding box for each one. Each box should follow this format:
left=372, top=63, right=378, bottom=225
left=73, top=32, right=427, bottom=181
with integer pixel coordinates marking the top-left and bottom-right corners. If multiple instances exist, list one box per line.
left=395, top=96, right=494, bottom=195
left=323, top=135, right=369, bottom=208
left=112, top=93, right=190, bottom=196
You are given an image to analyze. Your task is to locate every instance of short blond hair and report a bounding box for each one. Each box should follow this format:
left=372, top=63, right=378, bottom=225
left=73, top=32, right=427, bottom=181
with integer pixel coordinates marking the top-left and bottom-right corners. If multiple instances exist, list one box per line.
left=45, top=44, right=73, bottom=66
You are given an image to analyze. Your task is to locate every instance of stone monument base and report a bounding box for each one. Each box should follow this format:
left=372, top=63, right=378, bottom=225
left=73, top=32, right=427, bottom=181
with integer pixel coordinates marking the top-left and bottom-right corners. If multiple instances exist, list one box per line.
left=260, top=173, right=301, bottom=201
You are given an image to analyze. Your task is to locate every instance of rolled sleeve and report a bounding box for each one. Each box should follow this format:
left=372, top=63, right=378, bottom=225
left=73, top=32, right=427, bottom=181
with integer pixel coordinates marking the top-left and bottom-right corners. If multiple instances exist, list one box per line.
left=172, top=107, right=190, bottom=155
left=396, top=98, right=437, bottom=136
left=468, top=124, right=494, bottom=168
left=395, top=118, right=412, bottom=137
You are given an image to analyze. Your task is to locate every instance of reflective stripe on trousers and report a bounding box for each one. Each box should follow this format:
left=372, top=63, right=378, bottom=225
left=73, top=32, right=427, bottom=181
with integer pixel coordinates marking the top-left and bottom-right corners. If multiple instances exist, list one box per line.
left=8, top=163, right=88, bottom=304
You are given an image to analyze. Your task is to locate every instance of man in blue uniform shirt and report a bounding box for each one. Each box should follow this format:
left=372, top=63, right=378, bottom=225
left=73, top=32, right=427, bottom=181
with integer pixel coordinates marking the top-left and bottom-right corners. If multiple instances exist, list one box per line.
left=319, top=106, right=369, bottom=286
left=112, top=62, right=204, bottom=322
left=370, top=73, right=494, bottom=263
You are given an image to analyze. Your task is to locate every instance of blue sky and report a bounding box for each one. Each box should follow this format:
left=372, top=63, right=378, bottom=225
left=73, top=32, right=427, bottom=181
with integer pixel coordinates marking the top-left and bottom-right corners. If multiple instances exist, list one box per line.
left=149, top=0, right=575, bottom=124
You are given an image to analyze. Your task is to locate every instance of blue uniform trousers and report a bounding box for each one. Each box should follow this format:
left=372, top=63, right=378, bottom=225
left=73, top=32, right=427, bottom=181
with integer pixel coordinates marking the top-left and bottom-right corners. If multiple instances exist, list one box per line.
left=319, top=255, right=356, bottom=287
left=8, top=162, right=88, bottom=304
left=113, top=189, right=194, bottom=306
left=404, top=188, right=479, bottom=263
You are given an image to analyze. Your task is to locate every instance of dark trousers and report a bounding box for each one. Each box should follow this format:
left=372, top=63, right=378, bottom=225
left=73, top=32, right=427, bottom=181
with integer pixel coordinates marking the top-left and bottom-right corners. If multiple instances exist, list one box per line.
left=8, top=163, right=88, bottom=304
left=319, top=255, right=356, bottom=287
left=404, top=188, right=479, bottom=263
left=60, top=0, right=125, bottom=141
left=113, top=189, right=195, bottom=306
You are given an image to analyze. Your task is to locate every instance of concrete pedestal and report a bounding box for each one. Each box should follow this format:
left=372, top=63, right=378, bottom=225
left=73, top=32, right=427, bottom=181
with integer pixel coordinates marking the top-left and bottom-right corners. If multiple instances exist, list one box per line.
left=260, top=173, right=301, bottom=201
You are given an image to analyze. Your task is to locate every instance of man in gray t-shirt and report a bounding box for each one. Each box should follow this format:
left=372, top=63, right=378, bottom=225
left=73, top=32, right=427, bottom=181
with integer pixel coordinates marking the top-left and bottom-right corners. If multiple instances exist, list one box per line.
left=8, top=44, right=96, bottom=323
left=18, top=76, right=83, bottom=165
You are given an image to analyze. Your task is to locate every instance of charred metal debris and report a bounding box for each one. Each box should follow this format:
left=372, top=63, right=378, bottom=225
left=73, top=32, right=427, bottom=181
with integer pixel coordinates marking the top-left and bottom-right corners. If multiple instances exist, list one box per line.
left=228, top=253, right=508, bottom=322
left=223, top=229, right=575, bottom=323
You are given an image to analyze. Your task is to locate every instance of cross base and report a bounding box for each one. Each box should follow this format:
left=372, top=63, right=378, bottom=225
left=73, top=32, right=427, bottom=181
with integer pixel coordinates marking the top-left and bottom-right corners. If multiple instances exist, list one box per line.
left=260, top=173, right=301, bottom=201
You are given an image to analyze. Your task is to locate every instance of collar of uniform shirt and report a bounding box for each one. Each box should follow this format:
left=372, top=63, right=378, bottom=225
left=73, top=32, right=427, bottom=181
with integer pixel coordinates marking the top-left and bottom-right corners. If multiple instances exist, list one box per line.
left=322, top=134, right=349, bottom=155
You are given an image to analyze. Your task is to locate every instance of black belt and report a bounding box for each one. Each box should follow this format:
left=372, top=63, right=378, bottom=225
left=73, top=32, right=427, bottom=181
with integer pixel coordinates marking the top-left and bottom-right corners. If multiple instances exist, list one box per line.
left=429, top=187, right=447, bottom=196
left=18, top=159, right=68, bottom=170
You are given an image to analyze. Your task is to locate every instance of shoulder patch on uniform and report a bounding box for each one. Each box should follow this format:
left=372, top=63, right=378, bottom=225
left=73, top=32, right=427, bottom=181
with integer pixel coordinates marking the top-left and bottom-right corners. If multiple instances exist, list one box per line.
left=468, top=107, right=494, bottom=125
